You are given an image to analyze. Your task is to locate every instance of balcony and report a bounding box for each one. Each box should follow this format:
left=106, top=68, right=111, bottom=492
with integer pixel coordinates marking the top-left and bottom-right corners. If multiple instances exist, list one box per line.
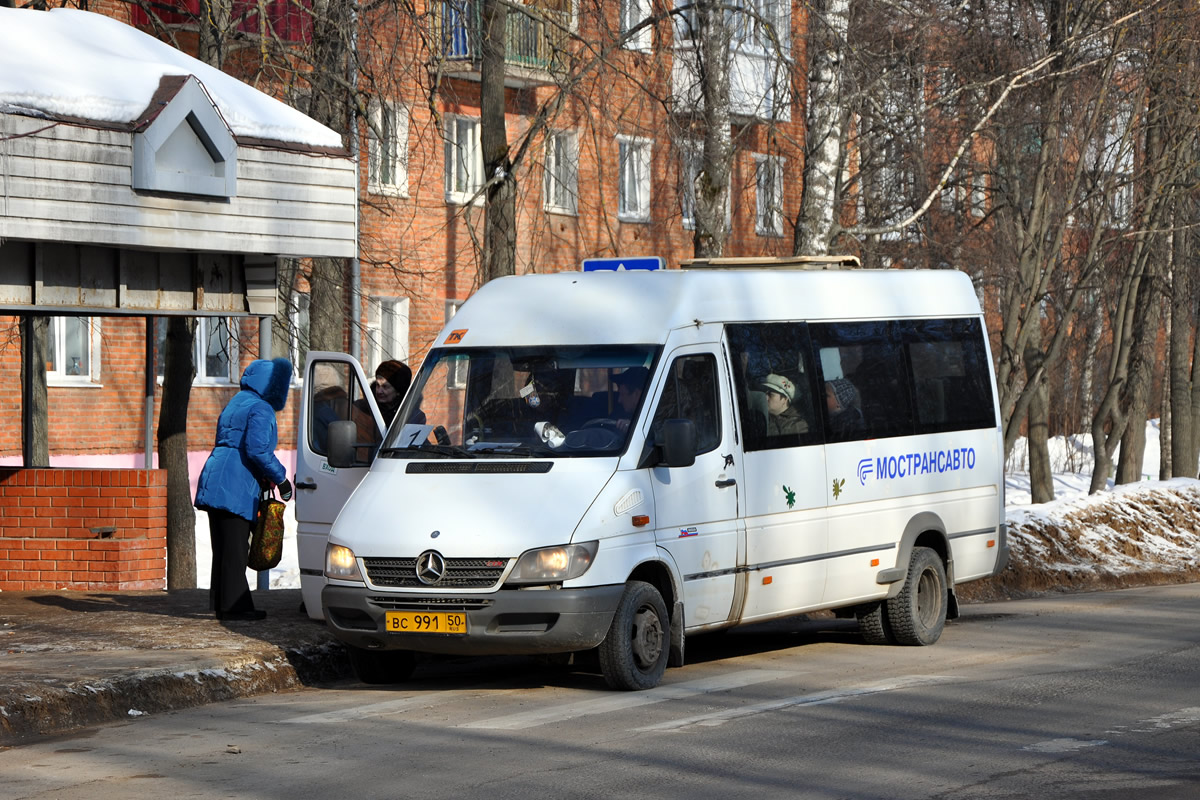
left=431, top=1, right=571, bottom=88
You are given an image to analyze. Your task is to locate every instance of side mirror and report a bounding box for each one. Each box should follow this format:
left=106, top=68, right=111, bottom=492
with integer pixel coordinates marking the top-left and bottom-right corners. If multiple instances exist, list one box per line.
left=327, top=420, right=360, bottom=468
left=659, top=418, right=696, bottom=468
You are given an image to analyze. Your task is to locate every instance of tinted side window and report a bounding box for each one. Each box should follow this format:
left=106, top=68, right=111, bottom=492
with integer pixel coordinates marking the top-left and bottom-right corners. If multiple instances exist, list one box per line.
left=651, top=354, right=721, bottom=455
left=902, top=318, right=996, bottom=433
left=810, top=321, right=913, bottom=442
left=726, top=323, right=820, bottom=451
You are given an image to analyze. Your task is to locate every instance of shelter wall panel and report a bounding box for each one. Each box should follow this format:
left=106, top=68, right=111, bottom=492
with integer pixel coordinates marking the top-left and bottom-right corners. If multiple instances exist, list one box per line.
left=1, top=114, right=355, bottom=258
left=4, top=173, right=355, bottom=225
left=6, top=207, right=353, bottom=258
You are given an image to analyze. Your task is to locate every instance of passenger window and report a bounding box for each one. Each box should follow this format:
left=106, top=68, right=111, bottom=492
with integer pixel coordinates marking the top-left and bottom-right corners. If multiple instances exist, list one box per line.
left=810, top=321, right=913, bottom=442
left=726, top=323, right=820, bottom=451
left=903, top=318, right=996, bottom=433
left=651, top=354, right=721, bottom=455
left=308, top=360, right=381, bottom=463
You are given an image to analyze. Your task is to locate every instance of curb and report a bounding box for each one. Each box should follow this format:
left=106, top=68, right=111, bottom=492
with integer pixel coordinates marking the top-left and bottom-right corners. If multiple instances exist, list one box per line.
left=0, top=640, right=349, bottom=746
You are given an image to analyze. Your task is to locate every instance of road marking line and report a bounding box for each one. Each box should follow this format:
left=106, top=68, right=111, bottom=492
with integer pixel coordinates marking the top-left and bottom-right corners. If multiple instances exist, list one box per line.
left=458, top=670, right=795, bottom=730
left=1025, top=707, right=1200, bottom=752
left=281, top=691, right=481, bottom=724
left=634, top=675, right=952, bottom=732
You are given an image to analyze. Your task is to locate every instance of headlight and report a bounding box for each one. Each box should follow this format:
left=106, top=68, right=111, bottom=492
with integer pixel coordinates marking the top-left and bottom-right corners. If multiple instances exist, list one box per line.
left=506, top=541, right=599, bottom=585
left=325, top=543, right=364, bottom=581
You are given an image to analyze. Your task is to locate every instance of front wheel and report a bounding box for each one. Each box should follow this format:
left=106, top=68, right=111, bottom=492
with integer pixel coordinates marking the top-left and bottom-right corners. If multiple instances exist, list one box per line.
left=598, top=581, right=670, bottom=691
left=885, top=546, right=948, bottom=646
left=347, top=646, right=416, bottom=685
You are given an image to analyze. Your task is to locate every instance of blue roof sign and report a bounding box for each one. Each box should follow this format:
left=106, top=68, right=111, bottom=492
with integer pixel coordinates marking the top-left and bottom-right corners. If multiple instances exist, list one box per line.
left=582, top=256, right=663, bottom=272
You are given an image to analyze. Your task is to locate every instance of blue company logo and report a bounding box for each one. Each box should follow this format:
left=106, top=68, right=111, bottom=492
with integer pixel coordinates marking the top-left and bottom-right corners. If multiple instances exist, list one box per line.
left=857, top=447, right=977, bottom=486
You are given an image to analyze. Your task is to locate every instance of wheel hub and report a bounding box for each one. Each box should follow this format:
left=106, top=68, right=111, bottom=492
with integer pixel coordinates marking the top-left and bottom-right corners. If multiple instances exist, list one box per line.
left=630, top=607, right=664, bottom=667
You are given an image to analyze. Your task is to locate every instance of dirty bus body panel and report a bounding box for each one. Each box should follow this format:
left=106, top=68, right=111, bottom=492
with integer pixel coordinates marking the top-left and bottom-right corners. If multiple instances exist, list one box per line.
left=297, top=264, right=1008, bottom=690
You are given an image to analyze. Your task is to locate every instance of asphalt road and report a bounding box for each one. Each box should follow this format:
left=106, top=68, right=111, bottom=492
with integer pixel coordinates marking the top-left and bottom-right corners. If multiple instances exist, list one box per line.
left=4, top=584, right=1199, bottom=800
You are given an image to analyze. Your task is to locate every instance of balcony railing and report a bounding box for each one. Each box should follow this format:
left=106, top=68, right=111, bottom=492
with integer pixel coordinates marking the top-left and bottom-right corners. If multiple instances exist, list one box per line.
left=432, top=1, right=570, bottom=79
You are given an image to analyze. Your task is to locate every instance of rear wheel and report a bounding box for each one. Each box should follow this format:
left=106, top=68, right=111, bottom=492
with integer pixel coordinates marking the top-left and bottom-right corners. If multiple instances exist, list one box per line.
left=885, top=546, right=947, bottom=646
left=598, top=581, right=670, bottom=691
left=347, top=646, right=416, bottom=684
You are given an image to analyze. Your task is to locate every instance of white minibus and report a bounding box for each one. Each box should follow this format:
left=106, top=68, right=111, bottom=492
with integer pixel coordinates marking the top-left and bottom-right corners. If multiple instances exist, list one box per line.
left=293, top=259, right=1008, bottom=690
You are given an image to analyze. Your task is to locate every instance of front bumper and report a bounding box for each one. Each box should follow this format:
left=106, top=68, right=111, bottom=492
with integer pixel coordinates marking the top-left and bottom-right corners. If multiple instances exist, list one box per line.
left=322, top=583, right=626, bottom=656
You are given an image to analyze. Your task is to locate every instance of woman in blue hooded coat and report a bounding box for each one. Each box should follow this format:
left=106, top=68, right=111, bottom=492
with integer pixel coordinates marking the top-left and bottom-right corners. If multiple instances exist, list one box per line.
left=195, top=357, right=294, bottom=621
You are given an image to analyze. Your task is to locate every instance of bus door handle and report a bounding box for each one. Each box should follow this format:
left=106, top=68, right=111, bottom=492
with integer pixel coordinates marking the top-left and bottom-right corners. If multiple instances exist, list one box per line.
left=715, top=478, right=736, bottom=488
left=294, top=480, right=318, bottom=491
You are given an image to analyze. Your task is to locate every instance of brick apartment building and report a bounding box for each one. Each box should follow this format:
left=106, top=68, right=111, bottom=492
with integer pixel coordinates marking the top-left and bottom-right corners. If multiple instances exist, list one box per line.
left=0, top=1, right=808, bottom=586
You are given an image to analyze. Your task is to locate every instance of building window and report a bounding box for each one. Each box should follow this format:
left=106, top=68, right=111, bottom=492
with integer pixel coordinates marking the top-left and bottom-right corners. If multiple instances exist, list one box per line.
left=445, top=300, right=468, bottom=390
left=620, top=0, right=652, bottom=50
left=444, top=115, right=483, bottom=205
left=969, top=170, right=987, bottom=218
left=367, top=100, right=409, bottom=197
left=544, top=130, right=578, bottom=215
left=367, top=296, right=410, bottom=373
left=154, top=317, right=236, bottom=383
left=46, top=317, right=98, bottom=383
left=618, top=135, right=652, bottom=222
left=755, top=154, right=784, bottom=236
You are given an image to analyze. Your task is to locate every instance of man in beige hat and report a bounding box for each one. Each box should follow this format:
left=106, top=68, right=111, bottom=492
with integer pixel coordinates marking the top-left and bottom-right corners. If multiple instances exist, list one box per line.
left=761, top=373, right=808, bottom=436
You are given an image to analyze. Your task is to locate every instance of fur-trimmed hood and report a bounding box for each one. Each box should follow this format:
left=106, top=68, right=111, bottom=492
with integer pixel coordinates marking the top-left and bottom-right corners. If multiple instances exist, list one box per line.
left=240, top=358, right=293, bottom=412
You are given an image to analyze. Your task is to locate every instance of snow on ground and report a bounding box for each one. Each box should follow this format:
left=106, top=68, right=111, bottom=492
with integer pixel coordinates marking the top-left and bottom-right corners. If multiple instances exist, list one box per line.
left=197, top=421, right=1200, bottom=596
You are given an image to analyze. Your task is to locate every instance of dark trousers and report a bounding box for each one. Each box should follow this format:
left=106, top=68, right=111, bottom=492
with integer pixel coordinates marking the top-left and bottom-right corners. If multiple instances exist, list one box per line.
left=208, top=509, right=255, bottom=616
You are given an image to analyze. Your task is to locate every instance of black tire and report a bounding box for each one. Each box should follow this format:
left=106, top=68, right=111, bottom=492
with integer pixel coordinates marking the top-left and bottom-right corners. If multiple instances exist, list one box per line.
left=885, top=546, right=947, bottom=646
left=598, top=581, right=670, bottom=691
left=856, top=602, right=895, bottom=645
left=347, top=646, right=416, bottom=685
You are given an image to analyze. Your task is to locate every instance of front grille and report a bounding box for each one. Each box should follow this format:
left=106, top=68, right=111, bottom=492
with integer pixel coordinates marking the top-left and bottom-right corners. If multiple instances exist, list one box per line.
left=368, top=596, right=495, bottom=612
left=363, top=557, right=509, bottom=589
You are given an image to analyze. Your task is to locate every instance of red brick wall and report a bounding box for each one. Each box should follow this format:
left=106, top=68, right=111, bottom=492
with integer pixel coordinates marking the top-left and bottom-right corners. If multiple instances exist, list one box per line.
left=0, top=468, right=167, bottom=591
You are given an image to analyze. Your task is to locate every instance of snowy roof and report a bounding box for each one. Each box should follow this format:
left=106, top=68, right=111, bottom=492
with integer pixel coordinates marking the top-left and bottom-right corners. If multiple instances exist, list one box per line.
left=0, top=7, right=342, bottom=149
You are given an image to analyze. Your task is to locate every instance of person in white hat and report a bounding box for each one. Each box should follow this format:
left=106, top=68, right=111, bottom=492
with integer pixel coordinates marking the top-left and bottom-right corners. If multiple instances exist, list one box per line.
left=761, top=373, right=808, bottom=436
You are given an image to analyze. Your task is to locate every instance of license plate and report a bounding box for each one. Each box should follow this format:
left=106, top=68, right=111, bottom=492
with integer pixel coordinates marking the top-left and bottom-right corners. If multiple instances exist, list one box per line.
left=384, top=611, right=468, bottom=634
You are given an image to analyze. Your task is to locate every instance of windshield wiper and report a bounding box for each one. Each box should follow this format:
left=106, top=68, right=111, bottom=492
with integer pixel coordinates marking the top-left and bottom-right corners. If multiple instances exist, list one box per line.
left=379, top=444, right=474, bottom=459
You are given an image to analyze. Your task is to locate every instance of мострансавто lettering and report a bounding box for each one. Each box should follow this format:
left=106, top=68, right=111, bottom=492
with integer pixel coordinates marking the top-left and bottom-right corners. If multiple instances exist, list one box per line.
left=858, top=448, right=976, bottom=485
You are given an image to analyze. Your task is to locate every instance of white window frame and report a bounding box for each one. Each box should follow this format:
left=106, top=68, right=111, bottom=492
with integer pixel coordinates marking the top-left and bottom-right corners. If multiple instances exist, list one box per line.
left=367, top=296, right=411, bottom=374
left=617, top=134, right=652, bottom=222
left=46, top=316, right=100, bottom=386
left=445, top=299, right=467, bottom=390
left=544, top=129, right=579, bottom=215
left=194, top=317, right=238, bottom=384
left=754, top=153, right=784, bottom=236
left=153, top=317, right=237, bottom=385
left=444, top=114, right=484, bottom=205
left=620, top=0, right=652, bottom=51
left=367, top=99, right=409, bottom=197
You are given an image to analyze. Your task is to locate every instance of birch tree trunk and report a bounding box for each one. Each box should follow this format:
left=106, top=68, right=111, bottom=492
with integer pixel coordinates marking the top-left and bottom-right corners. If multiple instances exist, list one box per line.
left=793, top=0, right=849, bottom=256
left=693, top=0, right=732, bottom=259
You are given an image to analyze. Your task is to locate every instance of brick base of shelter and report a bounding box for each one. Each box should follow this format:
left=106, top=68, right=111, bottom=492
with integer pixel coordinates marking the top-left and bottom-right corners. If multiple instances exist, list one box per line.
left=0, top=468, right=167, bottom=591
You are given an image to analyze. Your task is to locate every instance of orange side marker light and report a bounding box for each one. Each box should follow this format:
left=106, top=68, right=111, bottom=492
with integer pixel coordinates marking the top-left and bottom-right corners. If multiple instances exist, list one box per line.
left=762, top=575, right=773, bottom=585
left=632, top=515, right=650, bottom=527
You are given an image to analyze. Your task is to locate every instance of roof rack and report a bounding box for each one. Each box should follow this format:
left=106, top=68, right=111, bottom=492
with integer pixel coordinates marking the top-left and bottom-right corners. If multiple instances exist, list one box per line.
left=680, top=255, right=861, bottom=270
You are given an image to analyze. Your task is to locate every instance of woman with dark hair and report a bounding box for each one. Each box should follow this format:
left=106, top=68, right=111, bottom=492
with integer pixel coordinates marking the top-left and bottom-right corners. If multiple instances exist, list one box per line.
left=359, top=359, right=412, bottom=427
left=194, top=357, right=294, bottom=621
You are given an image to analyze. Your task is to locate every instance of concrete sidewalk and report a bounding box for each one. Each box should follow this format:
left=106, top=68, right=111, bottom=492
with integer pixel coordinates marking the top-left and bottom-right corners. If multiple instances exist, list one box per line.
left=0, top=588, right=349, bottom=746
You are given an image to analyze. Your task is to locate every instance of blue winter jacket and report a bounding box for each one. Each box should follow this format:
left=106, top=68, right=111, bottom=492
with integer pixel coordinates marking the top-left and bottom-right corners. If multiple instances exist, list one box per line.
left=194, top=358, right=292, bottom=522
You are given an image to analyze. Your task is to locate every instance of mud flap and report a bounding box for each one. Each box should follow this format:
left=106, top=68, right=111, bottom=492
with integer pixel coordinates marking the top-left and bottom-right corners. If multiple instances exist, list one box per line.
left=668, top=600, right=685, bottom=668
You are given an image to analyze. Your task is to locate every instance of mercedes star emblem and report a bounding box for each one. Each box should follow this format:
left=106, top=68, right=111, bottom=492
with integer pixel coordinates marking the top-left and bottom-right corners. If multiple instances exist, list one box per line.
left=415, top=550, right=446, bottom=585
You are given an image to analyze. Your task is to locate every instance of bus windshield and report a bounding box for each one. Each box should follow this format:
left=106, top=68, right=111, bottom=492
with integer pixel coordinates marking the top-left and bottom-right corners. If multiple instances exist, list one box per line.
left=380, top=345, right=659, bottom=458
